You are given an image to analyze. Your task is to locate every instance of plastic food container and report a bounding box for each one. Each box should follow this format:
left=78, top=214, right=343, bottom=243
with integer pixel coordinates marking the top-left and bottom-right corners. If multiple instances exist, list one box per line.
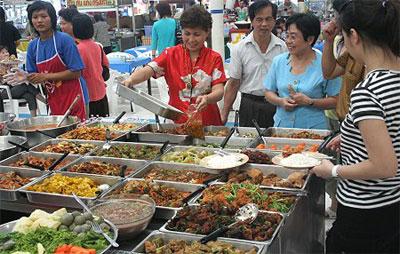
left=90, top=195, right=155, bottom=239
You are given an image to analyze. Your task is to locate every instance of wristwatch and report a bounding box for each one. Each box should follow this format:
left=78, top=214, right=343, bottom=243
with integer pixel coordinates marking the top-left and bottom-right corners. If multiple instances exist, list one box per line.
left=331, top=165, right=340, bottom=178
left=308, top=98, right=314, bottom=106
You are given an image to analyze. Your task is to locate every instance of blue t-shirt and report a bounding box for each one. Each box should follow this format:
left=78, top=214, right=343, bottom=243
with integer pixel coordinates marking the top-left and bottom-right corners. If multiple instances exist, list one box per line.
left=26, top=31, right=89, bottom=104
left=264, top=50, right=341, bottom=129
left=151, top=18, right=176, bottom=55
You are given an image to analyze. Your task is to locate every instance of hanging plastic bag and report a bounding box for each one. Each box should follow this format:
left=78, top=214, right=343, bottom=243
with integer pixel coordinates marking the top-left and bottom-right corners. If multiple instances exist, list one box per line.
left=184, top=104, right=205, bottom=139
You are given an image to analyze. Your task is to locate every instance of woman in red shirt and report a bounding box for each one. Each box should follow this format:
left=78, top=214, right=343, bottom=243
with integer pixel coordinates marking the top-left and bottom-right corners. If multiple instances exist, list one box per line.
left=124, top=5, right=226, bottom=126
left=72, top=14, right=109, bottom=117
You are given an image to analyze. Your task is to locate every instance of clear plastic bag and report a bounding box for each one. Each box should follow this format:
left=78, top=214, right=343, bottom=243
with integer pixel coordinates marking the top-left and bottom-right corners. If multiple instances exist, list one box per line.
left=184, top=104, right=205, bottom=139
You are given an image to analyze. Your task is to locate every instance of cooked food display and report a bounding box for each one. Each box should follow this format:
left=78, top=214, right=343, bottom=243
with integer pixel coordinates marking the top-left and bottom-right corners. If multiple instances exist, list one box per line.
left=271, top=131, right=325, bottom=140
left=144, top=238, right=258, bottom=254
left=68, top=161, right=135, bottom=176
left=166, top=204, right=282, bottom=241
left=0, top=172, right=31, bottom=190
left=26, top=173, right=100, bottom=197
left=200, top=183, right=296, bottom=213
left=59, top=126, right=119, bottom=140
left=205, top=128, right=256, bottom=138
left=0, top=208, right=111, bottom=254
left=94, top=123, right=138, bottom=132
left=139, top=125, right=187, bottom=135
left=241, top=150, right=272, bottom=164
left=113, top=180, right=190, bottom=208
left=161, top=148, right=214, bottom=164
left=38, top=141, right=97, bottom=155
left=9, top=156, right=72, bottom=171
left=256, top=143, right=319, bottom=155
left=95, top=144, right=160, bottom=160
left=143, top=167, right=214, bottom=184
left=227, top=168, right=307, bottom=189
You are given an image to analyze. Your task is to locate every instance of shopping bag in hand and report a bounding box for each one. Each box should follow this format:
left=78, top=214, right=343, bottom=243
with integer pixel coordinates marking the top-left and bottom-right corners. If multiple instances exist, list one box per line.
left=184, top=104, right=205, bottom=139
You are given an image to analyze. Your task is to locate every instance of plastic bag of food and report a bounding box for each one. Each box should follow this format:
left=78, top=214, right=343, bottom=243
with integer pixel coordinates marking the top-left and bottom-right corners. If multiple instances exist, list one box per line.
left=184, top=105, right=205, bottom=139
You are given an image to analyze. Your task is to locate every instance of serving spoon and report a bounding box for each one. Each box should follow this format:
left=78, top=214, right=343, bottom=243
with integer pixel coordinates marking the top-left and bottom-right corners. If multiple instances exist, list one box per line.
left=200, top=203, right=259, bottom=244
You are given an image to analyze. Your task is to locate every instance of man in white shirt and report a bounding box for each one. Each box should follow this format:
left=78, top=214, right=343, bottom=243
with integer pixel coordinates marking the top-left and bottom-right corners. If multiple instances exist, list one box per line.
left=221, top=0, right=287, bottom=127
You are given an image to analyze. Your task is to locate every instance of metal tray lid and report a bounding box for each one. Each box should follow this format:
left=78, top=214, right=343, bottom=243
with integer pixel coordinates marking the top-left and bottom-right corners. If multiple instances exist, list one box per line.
left=116, top=83, right=184, bottom=120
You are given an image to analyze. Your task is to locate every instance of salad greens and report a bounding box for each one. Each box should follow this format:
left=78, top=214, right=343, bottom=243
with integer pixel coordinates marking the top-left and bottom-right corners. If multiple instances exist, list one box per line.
left=0, top=227, right=108, bottom=254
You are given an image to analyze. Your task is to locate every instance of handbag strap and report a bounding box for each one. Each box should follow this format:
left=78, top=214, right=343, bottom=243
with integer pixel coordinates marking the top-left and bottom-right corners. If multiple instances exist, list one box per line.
left=99, top=44, right=104, bottom=65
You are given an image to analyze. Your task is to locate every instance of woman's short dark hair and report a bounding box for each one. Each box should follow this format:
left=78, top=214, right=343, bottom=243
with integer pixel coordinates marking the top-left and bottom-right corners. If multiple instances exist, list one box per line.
left=338, top=0, right=400, bottom=57
left=332, top=0, right=350, bottom=13
left=249, top=0, right=278, bottom=21
left=286, top=13, right=320, bottom=46
left=94, top=13, right=104, bottom=22
left=27, top=1, right=57, bottom=33
left=180, top=5, right=212, bottom=31
left=58, top=7, right=79, bottom=23
left=72, top=14, right=94, bottom=40
left=156, top=2, right=172, bottom=18
left=0, top=45, right=8, bottom=52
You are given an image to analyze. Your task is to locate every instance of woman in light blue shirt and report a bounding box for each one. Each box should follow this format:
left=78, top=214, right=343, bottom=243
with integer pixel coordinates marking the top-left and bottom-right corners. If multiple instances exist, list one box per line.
left=264, top=13, right=341, bottom=130
left=151, top=2, right=176, bottom=57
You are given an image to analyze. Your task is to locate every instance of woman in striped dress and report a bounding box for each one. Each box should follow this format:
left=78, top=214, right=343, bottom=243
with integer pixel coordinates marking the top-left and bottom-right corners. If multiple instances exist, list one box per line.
left=312, top=0, right=400, bottom=253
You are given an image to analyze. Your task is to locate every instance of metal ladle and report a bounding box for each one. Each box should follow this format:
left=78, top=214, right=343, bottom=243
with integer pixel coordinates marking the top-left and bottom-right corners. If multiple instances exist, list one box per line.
left=200, top=203, right=259, bottom=244
left=233, top=110, right=240, bottom=137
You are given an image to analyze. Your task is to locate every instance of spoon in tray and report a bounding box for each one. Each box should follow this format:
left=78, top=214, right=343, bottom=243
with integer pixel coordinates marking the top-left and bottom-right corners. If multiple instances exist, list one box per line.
left=233, top=110, right=240, bottom=137
left=200, top=203, right=259, bottom=244
left=47, top=152, right=70, bottom=171
left=214, top=128, right=235, bottom=157
left=8, top=140, right=30, bottom=152
left=102, top=128, right=112, bottom=150
left=252, top=119, right=267, bottom=148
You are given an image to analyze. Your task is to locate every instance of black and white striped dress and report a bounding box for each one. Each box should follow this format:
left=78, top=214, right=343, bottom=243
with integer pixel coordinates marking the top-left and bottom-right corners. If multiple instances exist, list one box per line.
left=338, top=69, right=400, bottom=209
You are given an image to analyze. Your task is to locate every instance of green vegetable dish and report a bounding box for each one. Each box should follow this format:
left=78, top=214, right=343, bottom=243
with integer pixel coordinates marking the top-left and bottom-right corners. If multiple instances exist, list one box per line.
left=95, top=144, right=160, bottom=160
left=161, top=148, right=214, bottom=164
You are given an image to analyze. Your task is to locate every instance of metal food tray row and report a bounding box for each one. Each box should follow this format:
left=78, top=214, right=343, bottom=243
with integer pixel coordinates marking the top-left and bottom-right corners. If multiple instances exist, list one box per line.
left=30, top=138, right=105, bottom=156
left=132, top=230, right=265, bottom=254
left=100, top=177, right=204, bottom=219
left=0, top=167, right=49, bottom=201
left=0, top=151, right=82, bottom=171
left=217, top=163, right=310, bottom=192
left=18, top=171, right=121, bottom=209
left=264, top=127, right=331, bottom=141
left=85, top=119, right=146, bottom=133
left=158, top=204, right=285, bottom=249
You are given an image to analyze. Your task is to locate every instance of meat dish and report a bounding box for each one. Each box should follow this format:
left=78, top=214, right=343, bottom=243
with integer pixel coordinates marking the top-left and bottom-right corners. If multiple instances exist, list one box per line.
left=59, top=126, right=119, bottom=140
left=9, top=156, right=71, bottom=171
left=241, top=150, right=272, bottom=164
left=38, top=141, right=97, bottom=155
left=0, top=172, right=31, bottom=189
left=95, top=144, right=160, bottom=160
left=68, top=161, right=135, bottom=176
left=143, top=167, right=214, bottom=184
left=271, top=131, right=325, bottom=140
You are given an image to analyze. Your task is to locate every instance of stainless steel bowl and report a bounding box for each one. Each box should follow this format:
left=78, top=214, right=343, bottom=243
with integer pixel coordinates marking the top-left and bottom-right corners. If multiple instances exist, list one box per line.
left=0, top=135, right=27, bottom=160
left=0, top=113, right=16, bottom=136
left=7, top=116, right=79, bottom=147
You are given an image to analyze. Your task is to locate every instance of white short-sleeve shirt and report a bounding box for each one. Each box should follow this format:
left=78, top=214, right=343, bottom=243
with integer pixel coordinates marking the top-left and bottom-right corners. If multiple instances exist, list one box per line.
left=229, top=32, right=287, bottom=96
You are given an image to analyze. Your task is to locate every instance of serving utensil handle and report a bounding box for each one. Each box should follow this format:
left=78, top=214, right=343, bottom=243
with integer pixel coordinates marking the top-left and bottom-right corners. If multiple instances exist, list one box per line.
left=200, top=225, right=229, bottom=244
left=113, top=111, right=126, bottom=124
left=252, top=119, right=264, bottom=138
left=57, top=95, right=80, bottom=127
left=8, top=140, right=29, bottom=151
left=220, top=128, right=235, bottom=149
left=182, top=186, right=205, bottom=205
left=48, top=152, right=70, bottom=171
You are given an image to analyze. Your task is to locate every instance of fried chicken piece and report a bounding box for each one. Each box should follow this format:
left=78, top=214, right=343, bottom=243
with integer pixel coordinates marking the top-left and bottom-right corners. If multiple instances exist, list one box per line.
left=287, top=171, right=306, bottom=188
left=247, top=168, right=263, bottom=184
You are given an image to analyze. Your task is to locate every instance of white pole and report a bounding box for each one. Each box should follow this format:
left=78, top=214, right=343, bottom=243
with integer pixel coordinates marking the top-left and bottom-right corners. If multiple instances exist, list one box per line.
left=209, top=0, right=225, bottom=61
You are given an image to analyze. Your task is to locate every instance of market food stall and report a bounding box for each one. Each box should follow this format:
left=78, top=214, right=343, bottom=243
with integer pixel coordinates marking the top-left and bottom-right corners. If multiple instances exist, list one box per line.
left=0, top=83, right=328, bottom=253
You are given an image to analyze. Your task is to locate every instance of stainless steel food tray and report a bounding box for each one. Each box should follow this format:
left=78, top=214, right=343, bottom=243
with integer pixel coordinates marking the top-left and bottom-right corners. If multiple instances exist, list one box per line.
left=205, top=126, right=265, bottom=139
left=101, top=178, right=204, bottom=219
left=0, top=167, right=49, bottom=201
left=191, top=182, right=300, bottom=214
left=217, top=163, right=310, bottom=192
left=159, top=204, right=285, bottom=248
left=19, top=171, right=121, bottom=208
left=116, top=83, right=184, bottom=120
left=0, top=151, right=81, bottom=171
left=264, top=127, right=330, bottom=141
left=62, top=156, right=148, bottom=178
left=57, top=126, right=128, bottom=142
left=31, top=139, right=105, bottom=155
left=132, top=123, right=191, bottom=144
left=249, top=136, right=323, bottom=150
left=132, top=161, right=221, bottom=184
left=0, top=219, right=118, bottom=254
left=89, top=141, right=171, bottom=161
left=158, top=146, right=238, bottom=166
left=132, top=230, right=264, bottom=254
left=85, top=120, right=145, bottom=133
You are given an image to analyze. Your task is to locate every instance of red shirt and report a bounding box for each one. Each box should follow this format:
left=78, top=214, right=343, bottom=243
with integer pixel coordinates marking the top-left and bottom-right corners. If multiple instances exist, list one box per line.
left=77, top=39, right=109, bottom=102
left=149, top=45, right=227, bottom=125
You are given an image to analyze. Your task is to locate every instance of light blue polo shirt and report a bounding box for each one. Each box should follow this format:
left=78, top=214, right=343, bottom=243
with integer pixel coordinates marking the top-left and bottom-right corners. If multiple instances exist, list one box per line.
left=264, top=50, right=341, bottom=129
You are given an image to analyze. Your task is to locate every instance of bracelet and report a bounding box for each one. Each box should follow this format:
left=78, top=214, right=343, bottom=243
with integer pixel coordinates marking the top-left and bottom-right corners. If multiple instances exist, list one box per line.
left=331, top=165, right=340, bottom=178
left=308, top=98, right=314, bottom=106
